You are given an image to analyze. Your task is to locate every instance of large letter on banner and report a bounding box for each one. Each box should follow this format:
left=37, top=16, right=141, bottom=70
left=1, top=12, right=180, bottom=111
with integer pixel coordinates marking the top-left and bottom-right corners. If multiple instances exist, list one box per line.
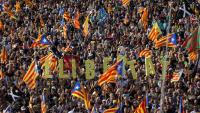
left=160, top=58, right=169, bottom=80
left=58, top=59, right=69, bottom=78
left=145, top=56, right=155, bottom=76
left=117, top=55, right=127, bottom=76
left=103, top=57, right=112, bottom=72
left=85, top=60, right=95, bottom=80
left=44, top=59, right=52, bottom=78
left=127, top=60, right=137, bottom=80
left=72, top=59, right=76, bottom=79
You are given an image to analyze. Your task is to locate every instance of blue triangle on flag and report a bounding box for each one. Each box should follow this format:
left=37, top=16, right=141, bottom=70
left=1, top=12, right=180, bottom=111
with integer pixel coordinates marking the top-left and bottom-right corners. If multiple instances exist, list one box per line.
left=40, top=35, right=51, bottom=45
left=169, top=33, right=177, bottom=45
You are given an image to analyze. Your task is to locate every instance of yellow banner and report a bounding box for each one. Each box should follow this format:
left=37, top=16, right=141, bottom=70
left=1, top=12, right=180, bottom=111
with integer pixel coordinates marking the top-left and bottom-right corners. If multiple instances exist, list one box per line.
left=145, top=56, right=155, bottom=76
left=72, top=59, right=76, bottom=79
left=103, top=57, right=112, bottom=72
left=127, top=61, right=137, bottom=79
left=58, top=59, right=69, bottom=78
left=85, top=60, right=95, bottom=80
left=44, top=59, right=52, bottom=78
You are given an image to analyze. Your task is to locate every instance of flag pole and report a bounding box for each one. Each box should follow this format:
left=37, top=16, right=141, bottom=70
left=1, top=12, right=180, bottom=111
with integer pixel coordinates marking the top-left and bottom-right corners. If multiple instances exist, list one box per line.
left=160, top=2, right=172, bottom=113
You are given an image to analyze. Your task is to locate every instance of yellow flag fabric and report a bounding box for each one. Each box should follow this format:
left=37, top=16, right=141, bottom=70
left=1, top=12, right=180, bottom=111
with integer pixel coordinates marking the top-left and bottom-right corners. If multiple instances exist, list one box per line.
left=83, top=15, right=89, bottom=37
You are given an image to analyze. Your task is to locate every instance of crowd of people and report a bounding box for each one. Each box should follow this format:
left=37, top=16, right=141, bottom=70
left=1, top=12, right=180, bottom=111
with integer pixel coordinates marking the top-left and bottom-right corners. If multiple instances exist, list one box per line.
left=0, top=0, right=200, bottom=113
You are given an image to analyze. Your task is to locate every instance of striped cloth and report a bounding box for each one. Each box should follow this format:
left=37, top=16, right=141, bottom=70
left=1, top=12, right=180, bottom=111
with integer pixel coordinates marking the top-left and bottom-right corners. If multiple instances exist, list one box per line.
left=182, top=27, right=200, bottom=53
left=188, top=51, right=198, bottom=61
left=40, top=53, right=57, bottom=72
left=63, top=11, right=71, bottom=22
left=103, top=107, right=118, bottom=113
left=41, top=94, right=47, bottom=113
left=98, top=60, right=123, bottom=86
left=154, top=34, right=176, bottom=49
left=122, top=0, right=130, bottom=7
left=134, top=98, right=147, bottom=113
left=63, top=44, right=73, bottom=53
left=139, top=49, right=151, bottom=57
left=23, top=61, right=38, bottom=89
left=148, top=22, right=162, bottom=42
left=72, top=82, right=91, bottom=110
left=74, top=11, right=80, bottom=29
left=0, top=47, right=8, bottom=64
left=63, top=25, right=67, bottom=38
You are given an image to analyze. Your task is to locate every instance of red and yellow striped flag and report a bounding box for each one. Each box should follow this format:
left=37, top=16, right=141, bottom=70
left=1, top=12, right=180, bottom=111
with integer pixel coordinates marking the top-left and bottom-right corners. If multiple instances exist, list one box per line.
left=148, top=22, right=162, bottom=42
left=15, top=1, right=21, bottom=13
left=0, top=20, right=3, bottom=30
left=134, top=99, right=147, bottom=113
left=140, top=8, right=148, bottom=31
left=3, top=6, right=16, bottom=20
left=139, top=49, right=151, bottom=57
left=63, top=44, right=73, bottom=53
left=72, top=82, right=91, bottom=110
left=0, top=47, right=8, bottom=64
left=31, top=33, right=42, bottom=48
left=83, top=89, right=91, bottom=110
left=40, top=53, right=57, bottom=72
left=154, top=34, right=176, bottom=49
left=63, top=11, right=71, bottom=22
left=98, top=60, right=123, bottom=86
left=83, top=15, right=89, bottom=37
left=103, top=107, right=118, bottom=113
left=41, top=94, right=47, bottom=113
left=122, top=0, right=130, bottom=7
left=188, top=51, right=198, bottom=61
left=74, top=11, right=80, bottom=29
left=23, top=61, right=38, bottom=89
